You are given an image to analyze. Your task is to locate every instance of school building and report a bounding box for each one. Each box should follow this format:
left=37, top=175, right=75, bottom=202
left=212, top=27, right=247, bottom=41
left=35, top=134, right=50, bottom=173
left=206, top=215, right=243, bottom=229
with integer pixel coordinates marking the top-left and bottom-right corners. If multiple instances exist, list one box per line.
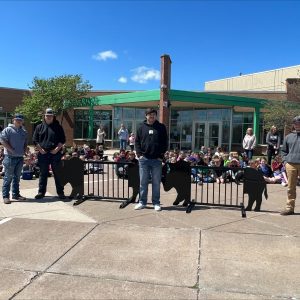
left=1, top=55, right=299, bottom=152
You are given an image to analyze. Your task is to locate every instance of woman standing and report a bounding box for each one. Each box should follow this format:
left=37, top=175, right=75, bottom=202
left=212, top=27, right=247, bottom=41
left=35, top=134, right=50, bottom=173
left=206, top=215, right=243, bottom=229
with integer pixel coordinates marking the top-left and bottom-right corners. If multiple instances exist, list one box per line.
left=242, top=128, right=256, bottom=160
left=118, top=124, right=129, bottom=150
left=96, top=125, right=106, bottom=146
left=266, top=125, right=280, bottom=165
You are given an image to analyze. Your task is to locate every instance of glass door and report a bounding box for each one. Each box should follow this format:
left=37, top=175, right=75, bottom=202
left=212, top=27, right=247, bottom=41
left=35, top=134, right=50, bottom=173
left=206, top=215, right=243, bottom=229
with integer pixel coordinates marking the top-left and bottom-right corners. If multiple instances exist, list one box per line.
left=208, top=123, right=221, bottom=148
left=193, top=121, right=222, bottom=150
left=194, top=122, right=205, bottom=151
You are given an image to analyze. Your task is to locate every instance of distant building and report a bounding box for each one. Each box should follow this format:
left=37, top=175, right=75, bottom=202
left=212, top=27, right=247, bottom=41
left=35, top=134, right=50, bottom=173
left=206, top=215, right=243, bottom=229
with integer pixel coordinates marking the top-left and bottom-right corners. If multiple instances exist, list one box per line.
left=205, top=65, right=300, bottom=92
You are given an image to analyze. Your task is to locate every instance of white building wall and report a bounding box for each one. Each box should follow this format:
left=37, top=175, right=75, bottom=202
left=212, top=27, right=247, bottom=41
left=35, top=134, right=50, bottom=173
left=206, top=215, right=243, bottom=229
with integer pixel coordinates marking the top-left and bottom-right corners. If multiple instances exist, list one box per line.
left=205, top=65, right=300, bottom=92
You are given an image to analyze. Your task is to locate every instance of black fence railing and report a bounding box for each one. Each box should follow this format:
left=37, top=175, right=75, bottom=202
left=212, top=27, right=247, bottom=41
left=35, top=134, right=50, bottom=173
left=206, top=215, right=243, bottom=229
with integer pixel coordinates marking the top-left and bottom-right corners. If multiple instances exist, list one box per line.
left=186, top=166, right=246, bottom=217
left=73, top=160, right=139, bottom=208
left=58, top=158, right=267, bottom=217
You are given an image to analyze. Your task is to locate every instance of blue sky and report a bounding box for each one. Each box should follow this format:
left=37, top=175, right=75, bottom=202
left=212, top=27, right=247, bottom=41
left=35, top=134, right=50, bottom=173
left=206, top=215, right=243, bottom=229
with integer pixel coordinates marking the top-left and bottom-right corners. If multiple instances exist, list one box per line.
left=1, top=0, right=300, bottom=91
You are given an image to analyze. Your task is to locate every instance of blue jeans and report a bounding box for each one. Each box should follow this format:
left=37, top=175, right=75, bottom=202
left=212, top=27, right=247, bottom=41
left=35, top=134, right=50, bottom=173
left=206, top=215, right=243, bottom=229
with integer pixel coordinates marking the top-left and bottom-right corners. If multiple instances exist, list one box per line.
left=139, top=157, right=162, bottom=205
left=2, top=156, right=24, bottom=198
left=38, top=152, right=64, bottom=195
left=120, top=139, right=127, bottom=150
left=245, top=149, right=254, bottom=160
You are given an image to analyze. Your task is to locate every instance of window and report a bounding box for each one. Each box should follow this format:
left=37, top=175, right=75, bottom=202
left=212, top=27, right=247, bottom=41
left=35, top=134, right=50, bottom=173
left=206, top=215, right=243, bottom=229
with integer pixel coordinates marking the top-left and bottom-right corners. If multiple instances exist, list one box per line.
left=232, top=112, right=253, bottom=145
left=74, top=109, right=112, bottom=139
left=222, top=121, right=230, bottom=144
left=181, top=121, right=193, bottom=150
left=207, top=109, right=222, bottom=122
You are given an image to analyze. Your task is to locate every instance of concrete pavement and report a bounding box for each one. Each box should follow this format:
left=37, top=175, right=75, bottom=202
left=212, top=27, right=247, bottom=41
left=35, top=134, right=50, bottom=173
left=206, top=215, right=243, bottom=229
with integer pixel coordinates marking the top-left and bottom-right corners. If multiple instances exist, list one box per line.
left=0, top=175, right=299, bottom=300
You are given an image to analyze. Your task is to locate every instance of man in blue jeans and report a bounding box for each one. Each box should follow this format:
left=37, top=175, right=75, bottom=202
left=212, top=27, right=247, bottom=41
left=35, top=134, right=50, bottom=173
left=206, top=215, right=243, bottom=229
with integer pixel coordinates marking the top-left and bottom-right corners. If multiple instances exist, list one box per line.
left=134, top=108, right=168, bottom=211
left=1, top=113, right=28, bottom=204
left=32, top=108, right=66, bottom=200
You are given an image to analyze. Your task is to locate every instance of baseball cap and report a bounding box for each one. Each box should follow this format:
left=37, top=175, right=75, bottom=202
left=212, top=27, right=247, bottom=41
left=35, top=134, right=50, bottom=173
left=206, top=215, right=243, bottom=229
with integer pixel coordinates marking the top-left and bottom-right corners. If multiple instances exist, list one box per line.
left=145, top=108, right=157, bottom=116
left=45, top=108, right=54, bottom=116
left=14, top=113, right=24, bottom=121
left=293, top=116, right=300, bottom=123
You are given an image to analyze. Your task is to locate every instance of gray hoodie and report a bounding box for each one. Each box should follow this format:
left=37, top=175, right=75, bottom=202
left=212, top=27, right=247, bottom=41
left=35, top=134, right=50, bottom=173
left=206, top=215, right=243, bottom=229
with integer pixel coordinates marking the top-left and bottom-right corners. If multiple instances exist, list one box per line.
left=281, top=131, right=300, bottom=164
left=0, top=124, right=28, bottom=157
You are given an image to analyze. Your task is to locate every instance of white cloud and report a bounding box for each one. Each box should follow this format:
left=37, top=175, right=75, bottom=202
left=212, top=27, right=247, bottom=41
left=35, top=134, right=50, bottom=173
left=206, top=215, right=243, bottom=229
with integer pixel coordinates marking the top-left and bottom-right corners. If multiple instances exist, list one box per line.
left=92, top=50, right=118, bottom=61
left=131, top=66, right=160, bottom=84
left=118, top=76, right=127, bottom=83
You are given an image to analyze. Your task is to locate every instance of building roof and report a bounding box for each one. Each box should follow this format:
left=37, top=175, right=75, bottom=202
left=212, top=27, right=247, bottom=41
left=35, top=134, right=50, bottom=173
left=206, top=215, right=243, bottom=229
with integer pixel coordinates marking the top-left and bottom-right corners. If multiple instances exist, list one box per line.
left=63, top=89, right=268, bottom=109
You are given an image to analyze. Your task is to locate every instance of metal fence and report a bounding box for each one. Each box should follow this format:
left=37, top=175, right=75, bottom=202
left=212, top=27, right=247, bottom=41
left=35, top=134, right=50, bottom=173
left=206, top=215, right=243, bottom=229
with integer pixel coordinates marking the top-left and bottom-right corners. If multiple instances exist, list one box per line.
left=186, top=165, right=246, bottom=217
left=68, top=159, right=268, bottom=217
left=73, top=160, right=139, bottom=208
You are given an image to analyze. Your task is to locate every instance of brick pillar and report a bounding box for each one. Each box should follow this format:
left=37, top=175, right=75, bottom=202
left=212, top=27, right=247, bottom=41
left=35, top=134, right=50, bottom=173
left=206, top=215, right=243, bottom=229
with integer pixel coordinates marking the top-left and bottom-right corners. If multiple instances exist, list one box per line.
left=286, top=78, right=300, bottom=102
left=159, top=54, right=171, bottom=133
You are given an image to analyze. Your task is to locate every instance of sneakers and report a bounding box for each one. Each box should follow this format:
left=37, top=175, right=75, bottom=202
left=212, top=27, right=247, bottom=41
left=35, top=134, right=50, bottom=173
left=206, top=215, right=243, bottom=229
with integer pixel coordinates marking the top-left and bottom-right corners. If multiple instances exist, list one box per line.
left=134, top=203, right=146, bottom=210
left=134, top=203, right=162, bottom=211
left=12, top=195, right=26, bottom=201
left=35, top=193, right=45, bottom=199
left=154, top=204, right=162, bottom=211
left=281, top=182, right=288, bottom=187
left=3, top=198, right=11, bottom=204
left=280, top=210, right=294, bottom=216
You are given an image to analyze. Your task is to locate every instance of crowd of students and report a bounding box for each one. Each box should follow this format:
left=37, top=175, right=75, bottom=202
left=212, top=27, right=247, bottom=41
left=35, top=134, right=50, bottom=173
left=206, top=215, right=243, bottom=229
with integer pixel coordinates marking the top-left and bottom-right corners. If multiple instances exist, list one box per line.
left=0, top=142, right=291, bottom=187
left=0, top=144, right=108, bottom=180
left=110, top=145, right=290, bottom=186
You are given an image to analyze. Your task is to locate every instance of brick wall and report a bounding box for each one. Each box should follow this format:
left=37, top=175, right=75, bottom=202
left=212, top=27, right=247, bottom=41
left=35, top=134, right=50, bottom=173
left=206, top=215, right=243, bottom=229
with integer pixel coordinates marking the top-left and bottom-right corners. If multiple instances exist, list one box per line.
left=0, top=87, right=30, bottom=112
left=56, top=109, right=74, bottom=146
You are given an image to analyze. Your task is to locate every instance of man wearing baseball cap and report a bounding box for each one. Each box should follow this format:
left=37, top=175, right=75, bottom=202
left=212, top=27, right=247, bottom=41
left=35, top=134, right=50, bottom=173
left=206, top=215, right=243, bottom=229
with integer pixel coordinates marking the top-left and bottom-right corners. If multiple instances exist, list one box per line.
left=0, top=113, right=28, bottom=204
left=280, top=115, right=300, bottom=215
left=32, top=108, right=66, bottom=200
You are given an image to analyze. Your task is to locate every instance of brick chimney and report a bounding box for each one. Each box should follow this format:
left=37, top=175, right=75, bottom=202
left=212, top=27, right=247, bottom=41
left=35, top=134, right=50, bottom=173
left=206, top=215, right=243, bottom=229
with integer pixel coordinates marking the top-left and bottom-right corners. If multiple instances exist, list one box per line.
left=159, top=54, right=171, bottom=131
left=286, top=78, right=300, bottom=102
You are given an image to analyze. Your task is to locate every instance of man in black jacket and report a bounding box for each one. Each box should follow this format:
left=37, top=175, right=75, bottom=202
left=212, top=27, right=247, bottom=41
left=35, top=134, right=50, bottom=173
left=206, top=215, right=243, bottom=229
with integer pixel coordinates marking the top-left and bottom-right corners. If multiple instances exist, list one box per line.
left=32, top=108, right=66, bottom=199
left=134, top=108, right=168, bottom=211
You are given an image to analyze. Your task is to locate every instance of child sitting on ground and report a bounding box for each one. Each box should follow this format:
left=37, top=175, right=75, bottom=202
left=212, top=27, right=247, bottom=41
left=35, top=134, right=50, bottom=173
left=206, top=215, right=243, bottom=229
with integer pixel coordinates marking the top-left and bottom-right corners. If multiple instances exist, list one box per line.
left=271, top=155, right=288, bottom=187
left=22, top=158, right=34, bottom=180
left=258, top=157, right=277, bottom=183
left=114, top=149, right=129, bottom=178
left=211, top=156, right=225, bottom=184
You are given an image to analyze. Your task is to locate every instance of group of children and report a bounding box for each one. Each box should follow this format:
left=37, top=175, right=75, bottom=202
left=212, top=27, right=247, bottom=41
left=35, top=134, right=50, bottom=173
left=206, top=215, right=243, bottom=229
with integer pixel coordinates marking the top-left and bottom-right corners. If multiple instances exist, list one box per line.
left=0, top=143, right=290, bottom=186
left=162, top=147, right=289, bottom=186
left=0, top=146, right=41, bottom=180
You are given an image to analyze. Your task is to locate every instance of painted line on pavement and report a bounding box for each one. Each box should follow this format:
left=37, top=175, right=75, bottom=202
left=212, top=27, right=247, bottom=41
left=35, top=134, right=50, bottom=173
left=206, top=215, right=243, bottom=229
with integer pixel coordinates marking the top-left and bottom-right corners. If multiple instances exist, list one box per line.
left=0, top=218, right=12, bottom=225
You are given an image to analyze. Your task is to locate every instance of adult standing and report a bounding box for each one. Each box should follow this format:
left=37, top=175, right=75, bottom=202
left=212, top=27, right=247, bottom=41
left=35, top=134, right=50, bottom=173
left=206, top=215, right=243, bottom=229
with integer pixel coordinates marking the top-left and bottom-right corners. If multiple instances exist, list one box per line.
left=33, top=108, right=66, bottom=199
left=1, top=113, right=28, bottom=204
left=118, top=124, right=129, bottom=150
left=242, top=128, right=256, bottom=160
left=266, top=125, right=281, bottom=165
left=280, top=116, right=300, bottom=215
left=96, top=125, right=106, bottom=146
left=134, top=108, right=168, bottom=211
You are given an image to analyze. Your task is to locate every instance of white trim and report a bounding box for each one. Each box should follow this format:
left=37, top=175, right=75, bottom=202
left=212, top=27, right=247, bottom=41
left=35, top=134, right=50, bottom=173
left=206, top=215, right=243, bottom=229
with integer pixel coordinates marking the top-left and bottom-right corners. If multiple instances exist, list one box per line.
left=0, top=218, right=12, bottom=225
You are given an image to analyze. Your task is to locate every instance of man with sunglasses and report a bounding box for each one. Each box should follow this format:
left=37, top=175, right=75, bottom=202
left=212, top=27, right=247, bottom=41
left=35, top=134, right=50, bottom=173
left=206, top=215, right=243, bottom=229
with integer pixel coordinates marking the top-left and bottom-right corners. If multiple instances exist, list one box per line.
left=1, top=113, right=28, bottom=204
left=33, top=108, right=66, bottom=200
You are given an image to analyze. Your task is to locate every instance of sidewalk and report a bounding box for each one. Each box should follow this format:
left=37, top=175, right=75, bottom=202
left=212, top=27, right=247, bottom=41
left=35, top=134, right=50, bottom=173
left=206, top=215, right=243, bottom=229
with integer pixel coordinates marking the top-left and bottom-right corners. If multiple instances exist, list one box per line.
left=0, top=176, right=299, bottom=299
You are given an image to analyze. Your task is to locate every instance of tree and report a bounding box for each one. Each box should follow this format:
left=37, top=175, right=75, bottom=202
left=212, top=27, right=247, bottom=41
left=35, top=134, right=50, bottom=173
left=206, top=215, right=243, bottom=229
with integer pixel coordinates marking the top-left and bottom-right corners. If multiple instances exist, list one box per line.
left=16, top=75, right=92, bottom=123
left=263, top=99, right=300, bottom=135
left=264, top=76, right=300, bottom=135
